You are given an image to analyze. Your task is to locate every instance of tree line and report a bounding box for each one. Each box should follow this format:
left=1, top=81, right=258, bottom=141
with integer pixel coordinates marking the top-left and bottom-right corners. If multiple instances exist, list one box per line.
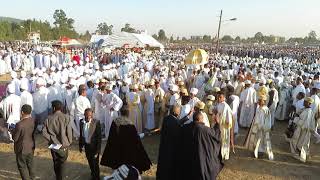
left=0, top=9, right=319, bottom=45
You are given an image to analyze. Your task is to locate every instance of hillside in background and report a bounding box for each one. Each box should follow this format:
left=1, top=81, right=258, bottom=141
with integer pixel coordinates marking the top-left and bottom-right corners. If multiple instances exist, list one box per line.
left=0, top=16, right=23, bottom=23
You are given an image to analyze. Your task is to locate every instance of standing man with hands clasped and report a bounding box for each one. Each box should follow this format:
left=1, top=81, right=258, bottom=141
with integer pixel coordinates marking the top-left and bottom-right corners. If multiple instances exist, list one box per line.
left=12, top=104, right=36, bottom=180
left=42, top=100, right=73, bottom=180
left=79, top=108, right=102, bottom=180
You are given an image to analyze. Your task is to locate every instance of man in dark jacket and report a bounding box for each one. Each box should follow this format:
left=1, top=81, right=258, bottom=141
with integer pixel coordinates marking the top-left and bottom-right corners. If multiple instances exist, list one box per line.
left=12, top=104, right=35, bottom=180
left=79, top=108, right=101, bottom=180
left=156, top=105, right=181, bottom=180
left=178, top=111, right=224, bottom=180
left=42, top=100, right=73, bottom=180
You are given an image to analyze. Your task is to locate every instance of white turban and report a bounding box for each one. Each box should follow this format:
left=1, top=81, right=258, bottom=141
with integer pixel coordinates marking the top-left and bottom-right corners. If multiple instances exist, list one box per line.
left=20, top=71, right=27, bottom=78
left=7, top=83, right=15, bottom=94
left=20, top=82, right=29, bottom=90
left=11, top=71, right=17, bottom=79
left=190, top=88, right=198, bottom=95
left=36, top=78, right=46, bottom=86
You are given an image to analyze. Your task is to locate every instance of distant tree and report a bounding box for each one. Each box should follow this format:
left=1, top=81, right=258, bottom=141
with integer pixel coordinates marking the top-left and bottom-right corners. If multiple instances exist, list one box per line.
left=203, top=35, right=211, bottom=42
left=52, top=9, right=78, bottom=38
left=254, top=32, right=264, bottom=42
left=235, top=36, right=241, bottom=42
left=221, top=35, right=234, bottom=42
left=158, top=29, right=167, bottom=41
left=176, top=36, right=180, bottom=41
left=79, top=30, right=91, bottom=41
left=169, top=36, right=174, bottom=43
left=306, top=30, right=318, bottom=43
left=308, top=30, right=317, bottom=39
left=53, top=9, right=74, bottom=29
left=96, top=22, right=113, bottom=35
left=287, top=37, right=305, bottom=44
left=182, top=37, right=187, bottom=41
left=121, top=23, right=136, bottom=33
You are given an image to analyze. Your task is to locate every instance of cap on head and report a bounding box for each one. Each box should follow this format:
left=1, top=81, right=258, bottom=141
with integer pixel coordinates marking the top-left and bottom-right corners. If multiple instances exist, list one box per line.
left=245, top=80, right=251, bottom=85
left=20, top=71, right=26, bottom=78
left=196, top=101, right=205, bottom=110
left=20, top=82, right=29, bottom=90
left=11, top=71, right=17, bottom=79
left=207, top=95, right=215, bottom=101
left=305, top=97, right=314, bottom=104
left=190, top=88, right=198, bottom=95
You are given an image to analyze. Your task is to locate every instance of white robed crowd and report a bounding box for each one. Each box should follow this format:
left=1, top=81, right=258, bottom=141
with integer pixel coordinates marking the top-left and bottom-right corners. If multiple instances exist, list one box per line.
left=1, top=47, right=320, bottom=163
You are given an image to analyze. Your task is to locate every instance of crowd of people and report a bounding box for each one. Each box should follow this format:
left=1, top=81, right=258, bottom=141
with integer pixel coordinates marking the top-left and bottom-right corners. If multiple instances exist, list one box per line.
left=0, top=43, right=320, bottom=180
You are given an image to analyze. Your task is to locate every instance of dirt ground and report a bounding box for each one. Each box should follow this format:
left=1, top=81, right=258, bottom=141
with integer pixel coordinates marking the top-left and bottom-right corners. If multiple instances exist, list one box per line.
left=0, top=119, right=319, bottom=180
left=0, top=73, right=320, bottom=180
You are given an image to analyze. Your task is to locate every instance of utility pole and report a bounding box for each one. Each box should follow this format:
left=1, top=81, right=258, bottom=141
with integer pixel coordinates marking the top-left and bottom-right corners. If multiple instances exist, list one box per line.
left=216, top=9, right=223, bottom=54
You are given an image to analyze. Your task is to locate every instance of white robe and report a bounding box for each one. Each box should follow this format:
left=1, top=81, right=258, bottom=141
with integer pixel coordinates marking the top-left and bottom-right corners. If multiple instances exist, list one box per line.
left=180, top=104, right=192, bottom=119
left=4, top=56, right=12, bottom=73
left=0, top=59, right=7, bottom=75
left=33, top=87, right=49, bottom=114
left=239, top=87, right=257, bottom=127
left=275, top=87, right=291, bottom=121
left=43, top=55, right=51, bottom=69
left=188, top=97, right=200, bottom=109
left=144, top=89, right=155, bottom=130
left=269, top=88, right=279, bottom=126
left=102, top=92, right=123, bottom=139
left=0, top=94, right=21, bottom=124
left=127, top=92, right=143, bottom=133
left=194, top=74, right=206, bottom=89
left=246, top=105, right=274, bottom=160
left=73, top=95, right=91, bottom=122
left=72, top=94, right=90, bottom=137
left=92, top=91, right=104, bottom=123
left=20, top=90, right=33, bottom=109
left=292, top=84, right=306, bottom=104
left=11, top=78, right=21, bottom=96
left=35, top=54, right=43, bottom=69
left=230, top=95, right=240, bottom=134
left=290, top=108, right=314, bottom=162
left=216, top=102, right=233, bottom=160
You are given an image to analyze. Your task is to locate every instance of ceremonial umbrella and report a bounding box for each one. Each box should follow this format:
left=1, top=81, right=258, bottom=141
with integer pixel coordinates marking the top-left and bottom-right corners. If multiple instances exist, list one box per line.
left=185, top=49, right=209, bottom=65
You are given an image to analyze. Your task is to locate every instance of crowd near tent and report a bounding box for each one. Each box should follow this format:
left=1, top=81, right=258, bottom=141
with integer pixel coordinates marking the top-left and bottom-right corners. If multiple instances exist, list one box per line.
left=100, top=32, right=164, bottom=50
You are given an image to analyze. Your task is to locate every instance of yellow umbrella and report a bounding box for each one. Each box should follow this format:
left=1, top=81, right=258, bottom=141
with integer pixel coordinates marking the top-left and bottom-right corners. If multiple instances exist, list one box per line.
left=185, top=49, right=209, bottom=65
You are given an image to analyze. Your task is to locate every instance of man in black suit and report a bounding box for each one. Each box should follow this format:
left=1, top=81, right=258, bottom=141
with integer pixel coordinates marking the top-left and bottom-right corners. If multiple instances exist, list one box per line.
left=79, top=108, right=101, bottom=180
left=12, top=104, right=35, bottom=180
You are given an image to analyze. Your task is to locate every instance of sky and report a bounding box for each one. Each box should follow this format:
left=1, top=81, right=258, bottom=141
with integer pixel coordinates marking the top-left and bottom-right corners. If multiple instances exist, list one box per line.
left=1, top=0, right=320, bottom=38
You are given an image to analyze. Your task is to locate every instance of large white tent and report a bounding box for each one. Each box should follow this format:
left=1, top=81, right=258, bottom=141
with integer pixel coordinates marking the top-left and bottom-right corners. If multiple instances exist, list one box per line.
left=90, top=35, right=109, bottom=44
left=101, top=32, right=164, bottom=49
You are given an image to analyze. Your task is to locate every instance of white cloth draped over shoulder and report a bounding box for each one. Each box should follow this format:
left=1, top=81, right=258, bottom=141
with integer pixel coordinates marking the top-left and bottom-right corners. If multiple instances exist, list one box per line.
left=239, top=87, right=257, bottom=127
left=216, top=101, right=233, bottom=160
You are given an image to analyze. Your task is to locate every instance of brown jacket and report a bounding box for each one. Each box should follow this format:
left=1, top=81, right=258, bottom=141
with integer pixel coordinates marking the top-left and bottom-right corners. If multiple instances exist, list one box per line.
left=12, top=117, right=35, bottom=154
left=42, top=111, right=73, bottom=147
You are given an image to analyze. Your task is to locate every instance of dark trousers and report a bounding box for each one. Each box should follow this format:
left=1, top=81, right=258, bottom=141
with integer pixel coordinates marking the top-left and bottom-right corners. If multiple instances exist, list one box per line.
left=85, top=145, right=100, bottom=180
left=16, top=152, right=35, bottom=180
left=51, top=149, right=68, bottom=180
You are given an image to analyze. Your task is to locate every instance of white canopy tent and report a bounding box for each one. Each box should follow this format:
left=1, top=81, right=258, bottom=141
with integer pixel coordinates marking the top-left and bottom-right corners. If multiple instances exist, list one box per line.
left=101, top=32, right=164, bottom=50
left=90, top=35, right=109, bottom=44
